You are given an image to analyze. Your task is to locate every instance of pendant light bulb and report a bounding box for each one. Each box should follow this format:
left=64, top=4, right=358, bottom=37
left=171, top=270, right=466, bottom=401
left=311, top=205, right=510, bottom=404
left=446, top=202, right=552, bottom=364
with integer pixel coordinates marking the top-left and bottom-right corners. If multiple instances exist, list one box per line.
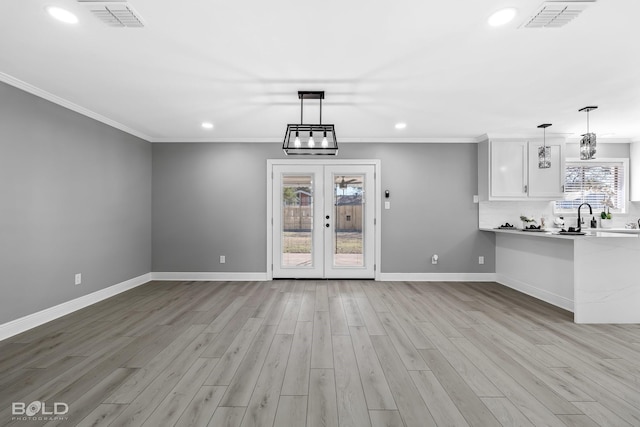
left=308, top=132, right=315, bottom=148
left=321, top=131, right=328, bottom=148
left=294, top=132, right=301, bottom=148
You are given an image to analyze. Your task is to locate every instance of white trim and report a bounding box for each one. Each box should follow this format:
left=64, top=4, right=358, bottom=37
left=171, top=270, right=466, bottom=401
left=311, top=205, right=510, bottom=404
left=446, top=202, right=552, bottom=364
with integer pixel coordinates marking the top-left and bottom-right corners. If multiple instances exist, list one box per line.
left=378, top=273, right=497, bottom=282
left=151, top=272, right=269, bottom=281
left=266, top=162, right=273, bottom=280
left=374, top=161, right=382, bottom=281
left=486, top=133, right=635, bottom=144
left=554, top=157, right=630, bottom=215
left=2, top=74, right=636, bottom=146
left=496, top=273, right=574, bottom=312
left=149, top=137, right=482, bottom=144
left=266, top=159, right=382, bottom=281
left=269, top=159, right=380, bottom=166
left=0, top=273, right=151, bottom=341
left=0, top=71, right=152, bottom=142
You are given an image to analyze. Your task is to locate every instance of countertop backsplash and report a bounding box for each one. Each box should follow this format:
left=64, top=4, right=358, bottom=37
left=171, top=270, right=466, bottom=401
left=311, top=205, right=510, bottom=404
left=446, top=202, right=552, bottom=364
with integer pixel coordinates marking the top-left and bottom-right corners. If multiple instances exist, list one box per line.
left=479, top=200, right=640, bottom=230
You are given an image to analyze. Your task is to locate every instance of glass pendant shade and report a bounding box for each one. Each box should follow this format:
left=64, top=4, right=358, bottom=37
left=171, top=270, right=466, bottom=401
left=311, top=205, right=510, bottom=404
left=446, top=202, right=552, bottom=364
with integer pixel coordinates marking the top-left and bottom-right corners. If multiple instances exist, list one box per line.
left=579, top=106, right=597, bottom=160
left=537, top=123, right=551, bottom=169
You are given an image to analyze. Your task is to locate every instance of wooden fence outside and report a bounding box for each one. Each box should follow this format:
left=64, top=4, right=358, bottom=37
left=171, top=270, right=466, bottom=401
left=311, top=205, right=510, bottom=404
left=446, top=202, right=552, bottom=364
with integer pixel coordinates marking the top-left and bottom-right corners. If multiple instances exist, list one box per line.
left=283, top=205, right=362, bottom=231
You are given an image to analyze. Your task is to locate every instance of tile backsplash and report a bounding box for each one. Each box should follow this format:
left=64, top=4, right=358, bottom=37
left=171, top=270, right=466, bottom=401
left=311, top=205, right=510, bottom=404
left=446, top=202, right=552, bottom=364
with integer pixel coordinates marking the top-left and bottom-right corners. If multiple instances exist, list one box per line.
left=479, top=200, right=640, bottom=230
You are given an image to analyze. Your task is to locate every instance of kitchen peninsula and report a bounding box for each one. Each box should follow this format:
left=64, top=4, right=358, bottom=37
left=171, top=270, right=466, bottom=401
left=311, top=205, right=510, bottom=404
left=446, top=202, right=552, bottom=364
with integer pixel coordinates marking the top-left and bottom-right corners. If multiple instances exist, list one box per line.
left=481, top=228, right=640, bottom=323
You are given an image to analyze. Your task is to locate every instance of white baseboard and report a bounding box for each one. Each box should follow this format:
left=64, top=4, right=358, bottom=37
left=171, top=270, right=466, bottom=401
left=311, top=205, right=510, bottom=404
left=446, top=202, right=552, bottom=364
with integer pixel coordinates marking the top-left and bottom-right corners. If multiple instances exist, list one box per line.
left=0, top=273, right=152, bottom=341
left=151, top=272, right=269, bottom=281
left=378, top=273, right=497, bottom=282
left=496, top=273, right=574, bottom=312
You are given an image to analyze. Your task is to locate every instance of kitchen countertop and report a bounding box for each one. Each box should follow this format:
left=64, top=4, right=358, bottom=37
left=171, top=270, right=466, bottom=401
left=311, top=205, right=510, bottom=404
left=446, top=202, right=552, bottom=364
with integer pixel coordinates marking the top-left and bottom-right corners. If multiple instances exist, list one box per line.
left=480, top=227, right=640, bottom=239
left=488, top=225, right=640, bottom=323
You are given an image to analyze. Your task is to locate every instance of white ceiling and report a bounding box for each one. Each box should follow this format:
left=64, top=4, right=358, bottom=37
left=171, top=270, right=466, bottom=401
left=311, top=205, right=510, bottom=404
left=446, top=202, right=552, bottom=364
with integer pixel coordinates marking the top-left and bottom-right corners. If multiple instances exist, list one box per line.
left=1, top=0, right=639, bottom=143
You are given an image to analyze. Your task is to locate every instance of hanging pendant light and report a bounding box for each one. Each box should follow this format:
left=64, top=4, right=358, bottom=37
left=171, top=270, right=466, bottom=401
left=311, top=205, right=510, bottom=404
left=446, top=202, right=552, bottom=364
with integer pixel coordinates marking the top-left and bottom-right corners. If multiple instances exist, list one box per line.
left=579, top=106, right=597, bottom=160
left=537, top=123, right=552, bottom=169
left=283, top=91, right=338, bottom=155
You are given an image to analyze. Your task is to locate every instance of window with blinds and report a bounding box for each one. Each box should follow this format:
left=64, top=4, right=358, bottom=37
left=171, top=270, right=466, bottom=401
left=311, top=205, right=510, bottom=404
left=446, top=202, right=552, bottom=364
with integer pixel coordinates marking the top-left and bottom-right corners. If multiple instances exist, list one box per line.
left=555, top=159, right=628, bottom=213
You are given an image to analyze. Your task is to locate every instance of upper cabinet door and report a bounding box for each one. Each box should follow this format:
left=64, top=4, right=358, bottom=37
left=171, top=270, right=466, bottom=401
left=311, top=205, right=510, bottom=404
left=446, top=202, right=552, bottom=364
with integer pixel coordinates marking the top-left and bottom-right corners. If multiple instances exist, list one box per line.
left=490, top=140, right=528, bottom=198
left=630, top=141, right=640, bottom=201
left=527, top=142, right=565, bottom=198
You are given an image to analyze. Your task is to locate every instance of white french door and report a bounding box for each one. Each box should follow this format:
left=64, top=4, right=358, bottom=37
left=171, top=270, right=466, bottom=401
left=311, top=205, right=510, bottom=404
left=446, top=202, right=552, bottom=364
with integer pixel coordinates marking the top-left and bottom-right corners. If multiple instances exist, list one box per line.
left=271, top=162, right=376, bottom=279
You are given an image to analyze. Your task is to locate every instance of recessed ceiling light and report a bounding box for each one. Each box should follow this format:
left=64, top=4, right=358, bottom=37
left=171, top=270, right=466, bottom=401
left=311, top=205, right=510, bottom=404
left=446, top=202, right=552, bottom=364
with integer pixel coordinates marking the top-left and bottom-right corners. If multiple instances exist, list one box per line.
left=395, top=123, right=407, bottom=130
left=46, top=6, right=79, bottom=24
left=201, top=122, right=214, bottom=129
left=488, top=8, right=517, bottom=27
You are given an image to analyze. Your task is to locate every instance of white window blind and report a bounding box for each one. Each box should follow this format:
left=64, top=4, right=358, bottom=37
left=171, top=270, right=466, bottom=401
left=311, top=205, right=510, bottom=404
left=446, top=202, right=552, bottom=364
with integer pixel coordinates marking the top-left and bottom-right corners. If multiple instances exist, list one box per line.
left=555, top=160, right=627, bottom=213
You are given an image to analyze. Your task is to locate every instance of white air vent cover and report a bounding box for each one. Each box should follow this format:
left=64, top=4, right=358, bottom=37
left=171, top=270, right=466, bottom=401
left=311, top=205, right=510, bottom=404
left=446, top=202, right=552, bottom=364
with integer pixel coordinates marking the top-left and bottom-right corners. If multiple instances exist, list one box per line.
left=522, top=1, right=593, bottom=28
left=78, top=1, right=144, bottom=27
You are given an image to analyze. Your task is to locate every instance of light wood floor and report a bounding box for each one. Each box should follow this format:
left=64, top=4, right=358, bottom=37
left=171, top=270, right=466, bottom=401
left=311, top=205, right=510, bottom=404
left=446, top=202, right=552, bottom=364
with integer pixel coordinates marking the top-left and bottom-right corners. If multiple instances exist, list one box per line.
left=1, top=280, right=640, bottom=427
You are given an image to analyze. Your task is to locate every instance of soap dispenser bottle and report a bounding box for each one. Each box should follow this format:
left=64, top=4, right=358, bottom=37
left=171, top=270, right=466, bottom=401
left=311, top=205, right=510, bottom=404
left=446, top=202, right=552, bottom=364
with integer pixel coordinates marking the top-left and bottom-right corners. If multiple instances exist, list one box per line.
left=590, top=216, right=597, bottom=228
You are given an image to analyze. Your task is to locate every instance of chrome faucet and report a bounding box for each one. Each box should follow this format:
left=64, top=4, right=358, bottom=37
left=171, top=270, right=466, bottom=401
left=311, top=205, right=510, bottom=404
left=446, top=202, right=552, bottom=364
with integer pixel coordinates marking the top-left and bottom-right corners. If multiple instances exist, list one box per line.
left=577, top=203, right=592, bottom=229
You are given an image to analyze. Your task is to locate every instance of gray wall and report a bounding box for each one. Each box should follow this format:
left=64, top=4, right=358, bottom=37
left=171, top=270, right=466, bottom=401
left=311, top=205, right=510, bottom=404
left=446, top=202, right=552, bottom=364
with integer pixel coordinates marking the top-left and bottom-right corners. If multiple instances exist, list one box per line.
left=0, top=82, right=152, bottom=324
left=152, top=142, right=495, bottom=273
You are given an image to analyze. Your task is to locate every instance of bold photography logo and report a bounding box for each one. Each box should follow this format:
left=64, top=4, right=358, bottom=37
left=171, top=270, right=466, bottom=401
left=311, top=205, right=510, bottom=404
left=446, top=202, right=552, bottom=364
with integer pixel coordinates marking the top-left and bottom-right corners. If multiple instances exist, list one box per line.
left=11, top=401, right=69, bottom=421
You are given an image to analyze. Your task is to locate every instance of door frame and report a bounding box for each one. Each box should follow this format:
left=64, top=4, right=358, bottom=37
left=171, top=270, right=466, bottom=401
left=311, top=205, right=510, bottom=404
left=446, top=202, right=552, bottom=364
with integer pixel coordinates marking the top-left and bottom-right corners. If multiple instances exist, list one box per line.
left=266, top=159, right=381, bottom=281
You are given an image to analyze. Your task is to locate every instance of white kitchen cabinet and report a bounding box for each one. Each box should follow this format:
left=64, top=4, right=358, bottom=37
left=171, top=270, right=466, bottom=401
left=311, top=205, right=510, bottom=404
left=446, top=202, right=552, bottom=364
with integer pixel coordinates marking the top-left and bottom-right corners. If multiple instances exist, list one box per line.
left=490, top=140, right=528, bottom=198
left=631, top=141, right=640, bottom=201
left=527, top=142, right=564, bottom=198
left=478, top=138, right=565, bottom=201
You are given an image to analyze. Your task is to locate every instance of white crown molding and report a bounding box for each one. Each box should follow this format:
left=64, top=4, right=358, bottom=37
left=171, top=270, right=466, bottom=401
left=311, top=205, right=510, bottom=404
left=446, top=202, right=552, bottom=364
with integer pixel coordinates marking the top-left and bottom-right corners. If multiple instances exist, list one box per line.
left=486, top=132, right=637, bottom=144
left=151, top=272, right=269, bottom=281
left=0, top=273, right=151, bottom=341
left=378, top=273, right=497, bottom=282
left=0, top=71, right=153, bottom=142
left=148, top=136, right=484, bottom=144
left=149, top=137, right=284, bottom=143
left=11, top=71, right=635, bottom=145
left=332, top=137, right=482, bottom=144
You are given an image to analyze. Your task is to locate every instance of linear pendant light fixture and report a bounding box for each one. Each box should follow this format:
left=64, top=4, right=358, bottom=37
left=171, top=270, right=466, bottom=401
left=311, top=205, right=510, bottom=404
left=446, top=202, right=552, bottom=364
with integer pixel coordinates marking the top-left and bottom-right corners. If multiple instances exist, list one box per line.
left=283, top=91, right=338, bottom=155
left=579, top=105, right=597, bottom=160
left=537, top=123, right=552, bottom=168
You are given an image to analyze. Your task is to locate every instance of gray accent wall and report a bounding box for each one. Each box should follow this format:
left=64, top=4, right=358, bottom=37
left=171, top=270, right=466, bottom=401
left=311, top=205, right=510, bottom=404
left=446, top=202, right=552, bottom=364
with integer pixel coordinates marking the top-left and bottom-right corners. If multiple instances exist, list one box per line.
left=0, top=82, right=151, bottom=324
left=152, top=142, right=495, bottom=274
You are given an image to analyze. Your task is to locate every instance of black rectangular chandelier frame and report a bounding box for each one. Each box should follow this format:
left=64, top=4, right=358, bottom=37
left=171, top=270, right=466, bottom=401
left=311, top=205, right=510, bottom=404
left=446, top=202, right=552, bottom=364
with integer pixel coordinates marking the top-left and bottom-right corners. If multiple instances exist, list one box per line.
left=283, top=91, right=338, bottom=155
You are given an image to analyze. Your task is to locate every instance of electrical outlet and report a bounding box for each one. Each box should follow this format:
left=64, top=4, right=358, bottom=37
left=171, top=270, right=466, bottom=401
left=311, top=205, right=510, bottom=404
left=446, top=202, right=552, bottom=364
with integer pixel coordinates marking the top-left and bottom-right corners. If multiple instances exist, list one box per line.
left=478, top=256, right=485, bottom=265
left=75, top=273, right=82, bottom=285
left=431, top=254, right=438, bottom=264
left=220, top=255, right=226, bottom=264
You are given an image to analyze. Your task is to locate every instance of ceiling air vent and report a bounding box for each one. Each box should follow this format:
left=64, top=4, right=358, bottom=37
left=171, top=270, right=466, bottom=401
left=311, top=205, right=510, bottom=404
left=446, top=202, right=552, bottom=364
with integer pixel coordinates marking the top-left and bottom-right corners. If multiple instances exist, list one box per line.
left=521, top=1, right=593, bottom=28
left=77, top=1, right=144, bottom=27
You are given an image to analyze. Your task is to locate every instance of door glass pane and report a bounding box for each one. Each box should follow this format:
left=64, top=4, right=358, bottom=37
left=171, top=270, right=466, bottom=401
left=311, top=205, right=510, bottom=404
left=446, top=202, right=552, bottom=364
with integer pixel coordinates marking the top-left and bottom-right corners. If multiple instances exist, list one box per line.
left=282, top=175, right=313, bottom=267
left=334, top=174, right=364, bottom=267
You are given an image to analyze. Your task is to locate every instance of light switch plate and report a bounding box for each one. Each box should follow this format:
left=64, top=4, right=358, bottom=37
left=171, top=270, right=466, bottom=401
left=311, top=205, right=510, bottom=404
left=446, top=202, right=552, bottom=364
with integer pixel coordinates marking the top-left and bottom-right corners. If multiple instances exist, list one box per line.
left=384, top=201, right=390, bottom=210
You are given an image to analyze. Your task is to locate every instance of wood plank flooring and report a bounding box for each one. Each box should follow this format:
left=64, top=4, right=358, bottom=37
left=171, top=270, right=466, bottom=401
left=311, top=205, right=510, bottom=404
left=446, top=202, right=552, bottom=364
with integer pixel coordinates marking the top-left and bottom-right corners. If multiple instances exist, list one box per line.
left=1, top=280, right=640, bottom=426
